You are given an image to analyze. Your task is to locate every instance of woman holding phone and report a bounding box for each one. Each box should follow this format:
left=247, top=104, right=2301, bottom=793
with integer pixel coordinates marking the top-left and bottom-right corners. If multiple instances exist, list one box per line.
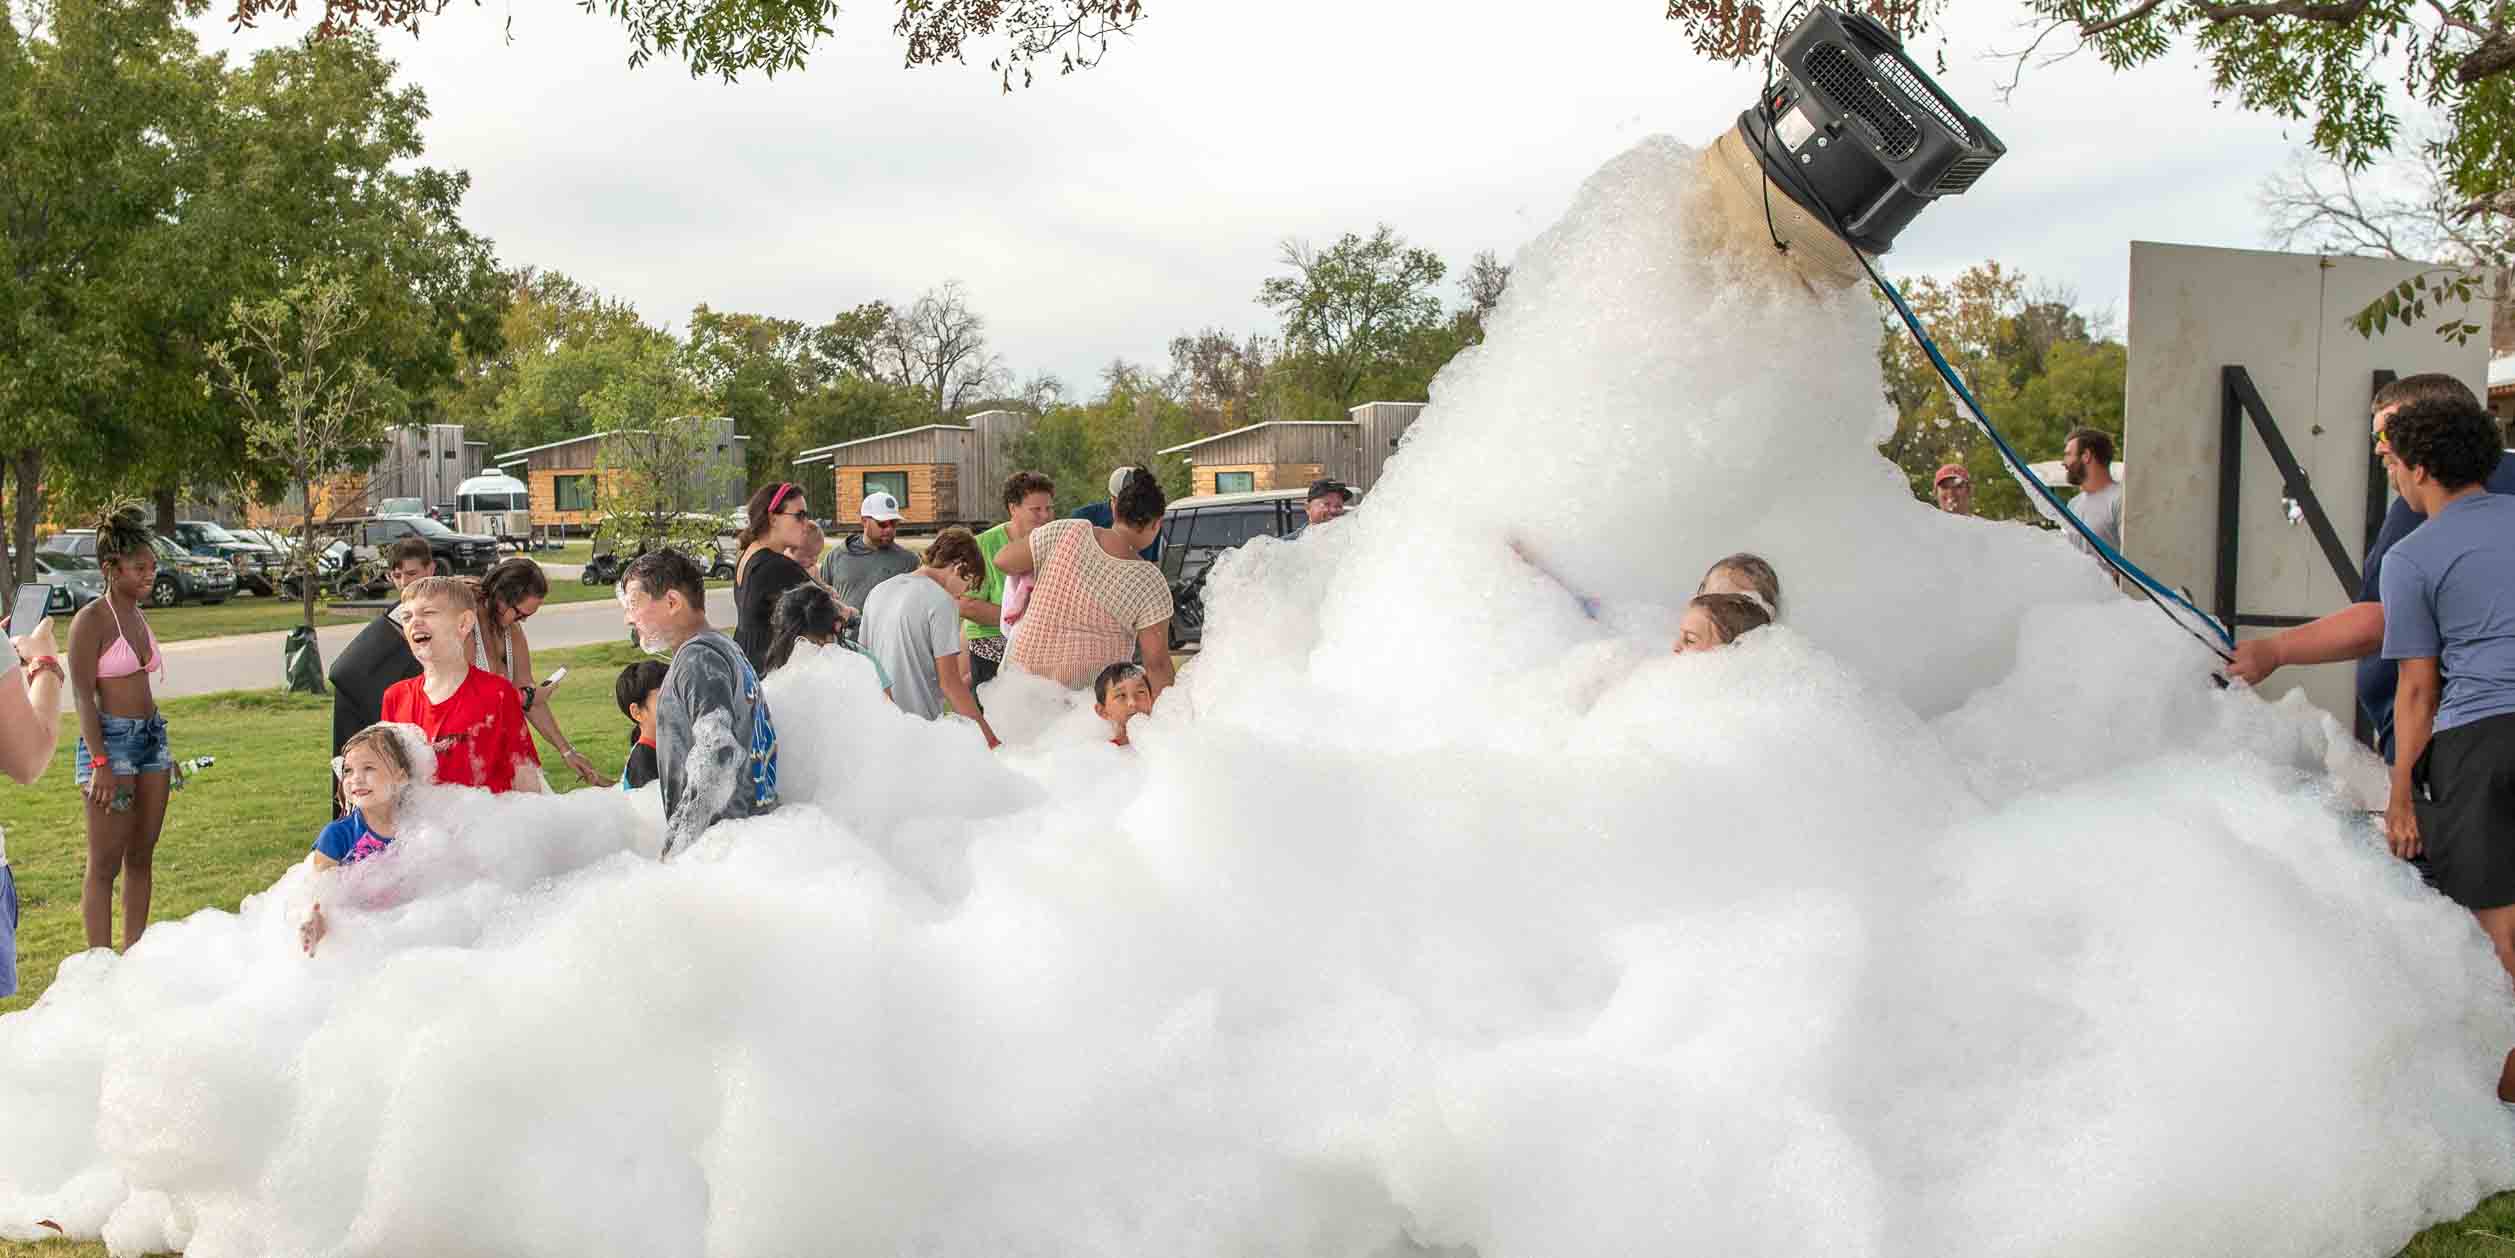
left=66, top=512, right=174, bottom=951
left=469, top=558, right=610, bottom=787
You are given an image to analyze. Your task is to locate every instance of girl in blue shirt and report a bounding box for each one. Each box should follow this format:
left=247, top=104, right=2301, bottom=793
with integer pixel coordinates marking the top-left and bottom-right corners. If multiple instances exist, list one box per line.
left=300, top=724, right=416, bottom=956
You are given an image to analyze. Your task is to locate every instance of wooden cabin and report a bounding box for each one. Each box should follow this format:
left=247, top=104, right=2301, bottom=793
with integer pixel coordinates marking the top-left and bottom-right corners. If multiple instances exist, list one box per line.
left=1156, top=402, right=1426, bottom=497
left=493, top=420, right=748, bottom=535
left=794, top=410, right=1034, bottom=530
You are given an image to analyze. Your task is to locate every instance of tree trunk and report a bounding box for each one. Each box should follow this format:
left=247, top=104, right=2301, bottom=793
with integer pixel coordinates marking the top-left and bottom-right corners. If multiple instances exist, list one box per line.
left=153, top=488, right=178, bottom=535
left=9, top=448, right=43, bottom=607
left=298, top=480, right=320, bottom=637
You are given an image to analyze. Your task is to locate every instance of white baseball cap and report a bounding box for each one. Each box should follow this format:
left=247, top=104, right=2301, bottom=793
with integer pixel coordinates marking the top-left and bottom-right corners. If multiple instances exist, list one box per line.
left=1108, top=467, right=1138, bottom=498
left=859, top=492, right=903, bottom=522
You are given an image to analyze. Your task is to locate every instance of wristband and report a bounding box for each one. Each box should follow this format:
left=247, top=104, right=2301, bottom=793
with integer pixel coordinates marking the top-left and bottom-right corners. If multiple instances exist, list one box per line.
left=28, top=655, right=61, bottom=683
left=90, top=754, right=109, bottom=769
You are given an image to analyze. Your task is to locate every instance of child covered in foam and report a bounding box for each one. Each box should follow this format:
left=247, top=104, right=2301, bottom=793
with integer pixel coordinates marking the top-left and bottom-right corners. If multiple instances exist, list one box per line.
left=298, top=722, right=433, bottom=956
left=1094, top=662, right=1155, bottom=746
left=1676, top=553, right=1781, bottom=654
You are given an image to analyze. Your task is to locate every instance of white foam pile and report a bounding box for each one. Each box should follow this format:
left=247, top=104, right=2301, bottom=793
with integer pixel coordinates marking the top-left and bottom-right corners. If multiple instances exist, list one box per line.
left=6, top=136, right=2513, bottom=1257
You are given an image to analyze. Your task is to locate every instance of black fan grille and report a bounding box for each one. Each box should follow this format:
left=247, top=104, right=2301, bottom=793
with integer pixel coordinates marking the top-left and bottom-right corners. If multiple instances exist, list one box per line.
left=1935, top=154, right=1995, bottom=194
left=1868, top=51, right=1972, bottom=146
left=1803, top=41, right=1918, bottom=157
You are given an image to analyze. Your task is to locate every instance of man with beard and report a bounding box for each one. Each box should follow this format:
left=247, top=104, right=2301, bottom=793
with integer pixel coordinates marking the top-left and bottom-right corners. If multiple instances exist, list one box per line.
left=2060, top=427, right=2121, bottom=558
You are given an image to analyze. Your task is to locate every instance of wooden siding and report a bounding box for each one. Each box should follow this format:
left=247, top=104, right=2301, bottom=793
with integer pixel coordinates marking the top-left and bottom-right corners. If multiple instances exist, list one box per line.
left=964, top=410, right=1035, bottom=515
left=1172, top=423, right=1368, bottom=488
left=830, top=426, right=970, bottom=469
left=1191, top=463, right=1323, bottom=498
left=834, top=464, right=960, bottom=527
left=518, top=435, right=603, bottom=472
left=527, top=467, right=626, bottom=529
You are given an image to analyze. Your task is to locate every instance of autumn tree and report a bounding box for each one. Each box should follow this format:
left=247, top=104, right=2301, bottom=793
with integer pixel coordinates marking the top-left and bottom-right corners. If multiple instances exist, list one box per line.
left=586, top=342, right=732, bottom=565
left=1166, top=329, right=1273, bottom=434
left=858, top=281, right=1007, bottom=416
left=1876, top=261, right=2124, bottom=521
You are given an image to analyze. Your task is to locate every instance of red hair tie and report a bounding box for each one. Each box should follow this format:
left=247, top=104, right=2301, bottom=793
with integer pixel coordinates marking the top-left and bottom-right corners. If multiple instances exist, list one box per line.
left=767, top=482, right=797, bottom=513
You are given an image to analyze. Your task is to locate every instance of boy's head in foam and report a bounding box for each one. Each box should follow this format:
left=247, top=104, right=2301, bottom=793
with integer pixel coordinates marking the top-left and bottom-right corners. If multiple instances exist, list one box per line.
left=399, top=577, right=479, bottom=673
left=616, top=660, right=668, bottom=743
left=1676, top=592, right=1773, bottom=654
left=1094, top=662, right=1154, bottom=744
left=1697, top=552, right=1781, bottom=618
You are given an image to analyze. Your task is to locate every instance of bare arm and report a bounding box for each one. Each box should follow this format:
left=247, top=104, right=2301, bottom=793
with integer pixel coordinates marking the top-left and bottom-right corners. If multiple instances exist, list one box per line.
left=994, top=530, right=1037, bottom=576
left=1138, top=624, right=1175, bottom=698
left=0, top=620, right=63, bottom=785
left=2388, top=657, right=2440, bottom=859
left=66, top=605, right=116, bottom=806
left=2228, top=601, right=2385, bottom=685
left=514, top=630, right=609, bottom=786
left=957, top=596, right=1001, bottom=627
left=936, top=651, right=998, bottom=748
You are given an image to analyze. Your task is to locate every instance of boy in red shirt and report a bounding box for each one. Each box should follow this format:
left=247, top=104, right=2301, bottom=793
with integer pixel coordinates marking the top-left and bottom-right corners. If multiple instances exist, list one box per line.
left=380, top=577, right=543, bottom=794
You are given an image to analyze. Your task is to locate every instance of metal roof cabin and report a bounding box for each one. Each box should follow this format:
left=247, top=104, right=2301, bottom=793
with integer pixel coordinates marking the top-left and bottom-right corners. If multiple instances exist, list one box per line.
left=493, top=419, right=748, bottom=535
left=1156, top=402, right=1424, bottom=497
left=793, top=410, right=1035, bottom=529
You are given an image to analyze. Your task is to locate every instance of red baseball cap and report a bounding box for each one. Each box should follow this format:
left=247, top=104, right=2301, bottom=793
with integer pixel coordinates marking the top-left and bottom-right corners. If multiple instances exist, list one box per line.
left=1933, top=463, right=1970, bottom=486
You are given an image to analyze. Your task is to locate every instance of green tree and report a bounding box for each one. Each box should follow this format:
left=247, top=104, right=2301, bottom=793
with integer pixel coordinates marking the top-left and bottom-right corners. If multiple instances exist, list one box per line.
left=1256, top=225, right=1448, bottom=412
left=141, top=30, right=503, bottom=528
left=585, top=343, right=729, bottom=563
left=202, top=268, right=399, bottom=647
left=1002, top=362, right=1193, bottom=515
left=0, top=0, right=214, bottom=597
left=437, top=269, right=652, bottom=452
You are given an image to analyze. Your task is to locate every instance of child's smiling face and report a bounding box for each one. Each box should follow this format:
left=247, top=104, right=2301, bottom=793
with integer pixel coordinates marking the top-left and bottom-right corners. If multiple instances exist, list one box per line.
left=340, top=742, right=410, bottom=812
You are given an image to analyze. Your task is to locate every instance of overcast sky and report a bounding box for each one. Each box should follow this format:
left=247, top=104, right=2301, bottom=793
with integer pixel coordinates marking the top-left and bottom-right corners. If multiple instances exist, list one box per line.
left=207, top=0, right=2326, bottom=393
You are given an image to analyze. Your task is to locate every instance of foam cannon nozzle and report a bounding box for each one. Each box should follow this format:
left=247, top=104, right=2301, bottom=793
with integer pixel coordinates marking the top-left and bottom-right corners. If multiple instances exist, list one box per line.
left=1699, top=5, right=2007, bottom=291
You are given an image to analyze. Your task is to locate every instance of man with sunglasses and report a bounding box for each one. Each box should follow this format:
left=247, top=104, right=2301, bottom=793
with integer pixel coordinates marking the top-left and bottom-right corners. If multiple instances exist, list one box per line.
left=822, top=491, right=919, bottom=621
left=2229, top=373, right=2510, bottom=759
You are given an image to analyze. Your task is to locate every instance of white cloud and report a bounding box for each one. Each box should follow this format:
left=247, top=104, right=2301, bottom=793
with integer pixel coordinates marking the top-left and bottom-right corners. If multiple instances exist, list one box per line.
left=207, top=0, right=2322, bottom=394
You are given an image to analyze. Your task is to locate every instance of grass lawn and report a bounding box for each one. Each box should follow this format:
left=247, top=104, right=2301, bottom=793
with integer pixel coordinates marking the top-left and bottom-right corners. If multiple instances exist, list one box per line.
left=2, top=641, right=2513, bottom=1257
left=139, top=577, right=671, bottom=645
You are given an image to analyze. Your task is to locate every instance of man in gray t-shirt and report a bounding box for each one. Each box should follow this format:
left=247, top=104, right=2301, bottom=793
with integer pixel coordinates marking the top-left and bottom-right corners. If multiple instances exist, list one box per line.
left=859, top=530, right=997, bottom=747
left=2061, top=426, right=2123, bottom=557
left=620, top=550, right=777, bottom=857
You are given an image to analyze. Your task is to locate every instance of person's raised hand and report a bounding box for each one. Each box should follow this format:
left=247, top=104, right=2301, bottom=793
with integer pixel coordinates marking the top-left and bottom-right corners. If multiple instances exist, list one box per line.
left=10, top=614, right=55, bottom=665
left=300, top=903, right=327, bottom=957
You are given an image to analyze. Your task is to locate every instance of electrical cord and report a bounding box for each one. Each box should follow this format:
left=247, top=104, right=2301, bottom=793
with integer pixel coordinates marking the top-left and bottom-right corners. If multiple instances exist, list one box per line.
left=1737, top=70, right=2237, bottom=663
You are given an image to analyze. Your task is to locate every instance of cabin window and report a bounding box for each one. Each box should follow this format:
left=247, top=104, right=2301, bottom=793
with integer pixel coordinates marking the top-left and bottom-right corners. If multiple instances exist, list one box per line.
left=554, top=474, right=597, bottom=512
left=862, top=471, right=909, bottom=507
left=1214, top=470, right=1255, bottom=494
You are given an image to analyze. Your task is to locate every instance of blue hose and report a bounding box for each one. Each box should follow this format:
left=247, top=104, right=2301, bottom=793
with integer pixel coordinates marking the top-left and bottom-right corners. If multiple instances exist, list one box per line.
left=1868, top=269, right=2237, bottom=658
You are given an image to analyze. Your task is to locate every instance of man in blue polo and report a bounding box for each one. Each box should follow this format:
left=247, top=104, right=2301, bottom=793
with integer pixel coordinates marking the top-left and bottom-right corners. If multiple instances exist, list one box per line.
left=2228, top=373, right=2513, bottom=756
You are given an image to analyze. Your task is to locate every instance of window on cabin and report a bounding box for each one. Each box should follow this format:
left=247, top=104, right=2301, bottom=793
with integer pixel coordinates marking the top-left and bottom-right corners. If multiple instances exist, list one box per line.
left=863, top=471, right=909, bottom=506
left=554, top=474, right=597, bottom=512
left=1214, top=470, right=1256, bottom=494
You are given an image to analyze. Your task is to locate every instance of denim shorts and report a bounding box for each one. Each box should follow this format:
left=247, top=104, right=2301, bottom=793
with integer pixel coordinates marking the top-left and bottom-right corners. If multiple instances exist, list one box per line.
left=75, top=713, right=173, bottom=787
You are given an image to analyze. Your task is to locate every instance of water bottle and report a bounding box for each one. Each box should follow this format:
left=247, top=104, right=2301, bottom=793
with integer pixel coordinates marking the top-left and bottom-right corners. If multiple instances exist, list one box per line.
left=170, top=755, right=216, bottom=792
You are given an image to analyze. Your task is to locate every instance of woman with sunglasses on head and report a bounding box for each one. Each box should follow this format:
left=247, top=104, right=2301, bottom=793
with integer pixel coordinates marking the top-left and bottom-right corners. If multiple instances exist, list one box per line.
left=468, top=557, right=610, bottom=787
left=732, top=482, right=818, bottom=673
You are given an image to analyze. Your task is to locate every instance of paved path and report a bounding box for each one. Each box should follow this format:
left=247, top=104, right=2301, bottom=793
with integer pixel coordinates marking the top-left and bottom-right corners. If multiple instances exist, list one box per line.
left=157, top=597, right=651, bottom=699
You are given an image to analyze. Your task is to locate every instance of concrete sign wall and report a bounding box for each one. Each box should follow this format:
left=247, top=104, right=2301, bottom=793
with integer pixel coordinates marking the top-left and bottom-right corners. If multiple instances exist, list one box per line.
left=2125, top=242, right=2490, bottom=730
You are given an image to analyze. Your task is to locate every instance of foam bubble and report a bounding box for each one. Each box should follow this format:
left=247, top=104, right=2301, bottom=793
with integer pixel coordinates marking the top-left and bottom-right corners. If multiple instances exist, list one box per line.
left=3, top=136, right=2510, bottom=1257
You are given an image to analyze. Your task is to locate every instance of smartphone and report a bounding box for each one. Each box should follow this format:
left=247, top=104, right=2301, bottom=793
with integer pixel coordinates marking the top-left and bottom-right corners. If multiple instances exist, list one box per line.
left=541, top=667, right=567, bottom=689
left=9, top=583, right=52, bottom=640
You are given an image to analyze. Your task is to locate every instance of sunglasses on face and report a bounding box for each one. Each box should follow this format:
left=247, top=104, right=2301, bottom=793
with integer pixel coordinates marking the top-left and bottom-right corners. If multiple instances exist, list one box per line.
left=778, top=507, right=811, bottom=520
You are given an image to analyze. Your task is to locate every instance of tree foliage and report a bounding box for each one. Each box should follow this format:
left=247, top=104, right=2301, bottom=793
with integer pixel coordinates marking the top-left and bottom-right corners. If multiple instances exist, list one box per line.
left=1665, top=0, right=2515, bottom=209
left=1876, top=260, right=2125, bottom=521
left=1257, top=225, right=1449, bottom=412
left=202, top=268, right=398, bottom=641
left=2262, top=145, right=2512, bottom=346
left=244, top=0, right=1143, bottom=84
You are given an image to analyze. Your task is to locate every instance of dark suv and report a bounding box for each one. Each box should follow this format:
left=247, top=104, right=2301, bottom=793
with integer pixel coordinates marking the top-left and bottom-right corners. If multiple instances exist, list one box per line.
left=340, top=514, right=498, bottom=576
left=169, top=520, right=280, bottom=596
left=39, top=531, right=238, bottom=607
left=1155, top=489, right=1329, bottom=648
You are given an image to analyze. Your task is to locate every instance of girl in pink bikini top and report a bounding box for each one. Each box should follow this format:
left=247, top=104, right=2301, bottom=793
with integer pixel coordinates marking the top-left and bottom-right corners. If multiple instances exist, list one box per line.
left=95, top=598, right=163, bottom=680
